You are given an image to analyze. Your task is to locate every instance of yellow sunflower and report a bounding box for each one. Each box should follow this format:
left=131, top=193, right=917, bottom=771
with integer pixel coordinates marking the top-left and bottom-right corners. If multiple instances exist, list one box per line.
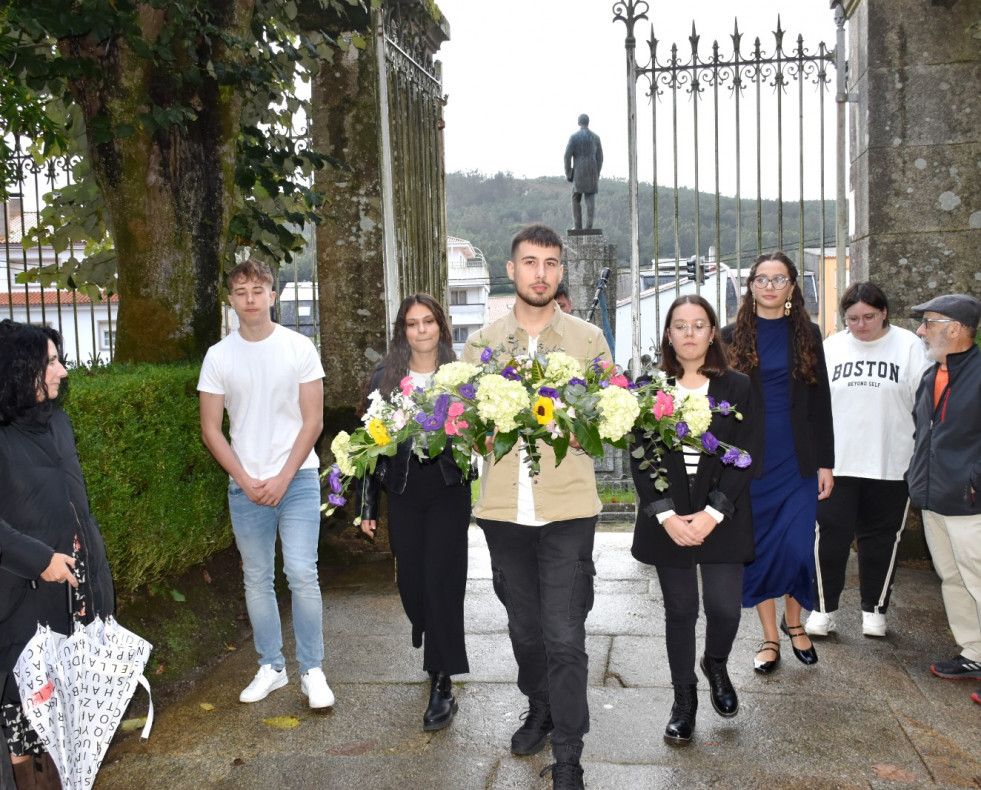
left=534, top=395, right=555, bottom=426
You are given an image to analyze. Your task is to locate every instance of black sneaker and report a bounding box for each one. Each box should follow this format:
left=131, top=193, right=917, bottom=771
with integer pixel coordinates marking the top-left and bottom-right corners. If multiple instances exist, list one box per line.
left=540, top=762, right=584, bottom=790
left=510, top=697, right=553, bottom=755
left=930, top=655, right=981, bottom=680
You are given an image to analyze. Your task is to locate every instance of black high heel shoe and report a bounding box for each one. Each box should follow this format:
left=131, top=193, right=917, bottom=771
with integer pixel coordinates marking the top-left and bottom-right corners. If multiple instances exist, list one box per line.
left=781, top=615, right=818, bottom=665
left=753, top=640, right=781, bottom=674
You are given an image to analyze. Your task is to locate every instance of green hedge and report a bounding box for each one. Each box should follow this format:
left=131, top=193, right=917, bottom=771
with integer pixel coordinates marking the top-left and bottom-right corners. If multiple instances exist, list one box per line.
left=64, top=363, right=232, bottom=597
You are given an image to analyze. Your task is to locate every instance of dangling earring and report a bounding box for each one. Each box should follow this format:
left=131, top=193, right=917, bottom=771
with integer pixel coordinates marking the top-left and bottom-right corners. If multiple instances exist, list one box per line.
left=784, top=297, right=792, bottom=317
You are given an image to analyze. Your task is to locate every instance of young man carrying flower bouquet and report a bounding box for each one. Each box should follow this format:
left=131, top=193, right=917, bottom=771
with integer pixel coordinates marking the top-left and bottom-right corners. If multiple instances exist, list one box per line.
left=460, top=224, right=611, bottom=790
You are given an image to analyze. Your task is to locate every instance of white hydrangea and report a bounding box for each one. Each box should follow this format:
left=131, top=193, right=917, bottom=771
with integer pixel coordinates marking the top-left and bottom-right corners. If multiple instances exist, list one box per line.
left=475, top=374, right=532, bottom=433
left=330, top=431, right=355, bottom=476
left=543, top=351, right=583, bottom=386
left=596, top=385, right=641, bottom=442
left=681, top=393, right=712, bottom=436
left=433, top=361, right=480, bottom=391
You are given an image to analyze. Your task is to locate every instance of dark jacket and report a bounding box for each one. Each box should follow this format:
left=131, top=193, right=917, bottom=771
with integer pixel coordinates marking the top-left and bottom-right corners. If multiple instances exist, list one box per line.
left=358, top=363, right=471, bottom=522
left=631, top=370, right=759, bottom=568
left=721, top=320, right=834, bottom=477
left=0, top=406, right=115, bottom=706
left=906, top=344, right=981, bottom=516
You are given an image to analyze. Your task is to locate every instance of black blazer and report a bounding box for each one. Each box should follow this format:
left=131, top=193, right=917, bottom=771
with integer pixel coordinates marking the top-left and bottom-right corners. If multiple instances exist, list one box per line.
left=630, top=370, right=758, bottom=568
left=721, top=320, right=834, bottom=477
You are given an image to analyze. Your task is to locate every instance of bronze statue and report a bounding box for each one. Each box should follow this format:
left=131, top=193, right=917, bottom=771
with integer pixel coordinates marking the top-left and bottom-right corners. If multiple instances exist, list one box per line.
left=563, top=114, right=603, bottom=230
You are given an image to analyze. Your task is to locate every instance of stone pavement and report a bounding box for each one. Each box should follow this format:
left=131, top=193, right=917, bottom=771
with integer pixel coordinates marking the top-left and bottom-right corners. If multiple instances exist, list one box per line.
left=95, top=526, right=981, bottom=790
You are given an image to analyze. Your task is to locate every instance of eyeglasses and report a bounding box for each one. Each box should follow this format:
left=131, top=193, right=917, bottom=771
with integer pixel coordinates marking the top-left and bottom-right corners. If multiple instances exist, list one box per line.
left=919, top=317, right=955, bottom=327
left=844, top=310, right=882, bottom=325
left=750, top=275, right=791, bottom=289
left=670, top=321, right=712, bottom=335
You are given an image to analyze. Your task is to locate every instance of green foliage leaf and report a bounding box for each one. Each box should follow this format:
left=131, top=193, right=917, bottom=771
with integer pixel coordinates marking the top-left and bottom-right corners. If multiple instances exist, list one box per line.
left=572, top=418, right=603, bottom=458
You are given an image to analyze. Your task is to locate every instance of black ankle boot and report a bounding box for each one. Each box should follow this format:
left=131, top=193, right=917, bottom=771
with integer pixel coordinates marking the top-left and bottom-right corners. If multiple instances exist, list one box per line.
left=700, top=655, right=738, bottom=717
left=664, top=683, right=697, bottom=745
left=423, top=672, right=457, bottom=731
left=510, top=695, right=553, bottom=755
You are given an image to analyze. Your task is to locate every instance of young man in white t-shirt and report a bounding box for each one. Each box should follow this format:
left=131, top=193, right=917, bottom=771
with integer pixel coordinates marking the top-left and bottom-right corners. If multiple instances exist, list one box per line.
left=198, top=259, right=332, bottom=708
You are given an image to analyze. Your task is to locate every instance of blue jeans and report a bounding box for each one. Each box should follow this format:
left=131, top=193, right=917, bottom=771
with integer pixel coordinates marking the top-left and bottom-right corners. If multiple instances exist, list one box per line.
left=228, top=469, right=324, bottom=674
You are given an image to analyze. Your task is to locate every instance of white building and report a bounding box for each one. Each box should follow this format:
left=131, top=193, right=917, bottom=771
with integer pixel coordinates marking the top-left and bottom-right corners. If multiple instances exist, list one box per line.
left=447, top=236, right=490, bottom=355
left=1, top=200, right=116, bottom=366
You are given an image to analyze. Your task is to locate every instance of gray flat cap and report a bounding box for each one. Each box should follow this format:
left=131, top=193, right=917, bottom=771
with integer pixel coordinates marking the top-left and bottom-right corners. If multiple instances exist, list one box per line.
left=911, top=293, right=981, bottom=329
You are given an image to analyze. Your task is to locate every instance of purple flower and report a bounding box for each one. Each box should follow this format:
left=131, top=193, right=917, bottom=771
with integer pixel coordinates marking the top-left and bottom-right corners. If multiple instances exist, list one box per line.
left=480, top=346, right=493, bottom=363
left=421, top=414, right=443, bottom=431
left=414, top=412, right=427, bottom=426
left=459, top=383, right=476, bottom=399
left=538, top=386, right=559, bottom=399
left=328, top=493, right=346, bottom=507
left=599, top=380, right=610, bottom=388
left=717, top=400, right=732, bottom=415
left=707, top=396, right=716, bottom=408
left=328, top=465, right=343, bottom=494
left=502, top=366, right=521, bottom=381
left=701, top=431, right=719, bottom=453
left=568, top=377, right=587, bottom=389
left=720, top=447, right=741, bottom=465
left=735, top=452, right=753, bottom=469
left=676, top=422, right=689, bottom=439
left=433, top=393, right=451, bottom=421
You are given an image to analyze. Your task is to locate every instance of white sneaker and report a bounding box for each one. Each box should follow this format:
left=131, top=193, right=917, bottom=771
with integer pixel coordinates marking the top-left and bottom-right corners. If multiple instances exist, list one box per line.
left=805, top=611, right=836, bottom=637
left=239, top=664, right=288, bottom=703
left=863, top=611, right=887, bottom=637
left=301, top=668, right=335, bottom=709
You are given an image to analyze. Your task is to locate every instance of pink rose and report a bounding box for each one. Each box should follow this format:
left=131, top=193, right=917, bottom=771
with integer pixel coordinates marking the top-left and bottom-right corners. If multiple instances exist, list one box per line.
left=399, top=376, right=414, bottom=396
left=448, top=401, right=465, bottom=418
left=609, top=374, right=630, bottom=389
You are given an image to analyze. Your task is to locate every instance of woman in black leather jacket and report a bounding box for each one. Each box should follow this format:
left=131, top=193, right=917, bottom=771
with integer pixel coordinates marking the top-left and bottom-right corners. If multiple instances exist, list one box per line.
left=0, top=320, right=115, bottom=788
left=358, top=294, right=471, bottom=732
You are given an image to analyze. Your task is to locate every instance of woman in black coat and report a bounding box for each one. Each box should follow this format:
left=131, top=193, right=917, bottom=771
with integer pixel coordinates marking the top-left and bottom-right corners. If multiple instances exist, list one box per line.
left=0, top=320, right=115, bottom=788
left=631, top=296, right=757, bottom=746
left=357, top=294, right=471, bottom=732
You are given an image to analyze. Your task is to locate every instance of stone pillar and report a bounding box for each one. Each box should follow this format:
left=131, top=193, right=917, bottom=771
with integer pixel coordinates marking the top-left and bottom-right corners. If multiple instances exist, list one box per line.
left=309, top=0, right=449, bottom=553
left=562, top=231, right=618, bottom=345
left=844, top=0, right=981, bottom=559
left=846, top=0, right=981, bottom=310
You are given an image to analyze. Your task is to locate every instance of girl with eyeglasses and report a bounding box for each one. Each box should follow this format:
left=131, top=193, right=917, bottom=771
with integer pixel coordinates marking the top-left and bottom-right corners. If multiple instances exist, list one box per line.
left=806, top=282, right=929, bottom=639
left=630, top=295, right=758, bottom=745
left=722, top=252, right=835, bottom=675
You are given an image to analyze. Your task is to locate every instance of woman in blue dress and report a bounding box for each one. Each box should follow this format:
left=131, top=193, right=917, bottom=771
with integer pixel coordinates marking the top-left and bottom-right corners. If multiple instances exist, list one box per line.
left=722, top=252, right=834, bottom=674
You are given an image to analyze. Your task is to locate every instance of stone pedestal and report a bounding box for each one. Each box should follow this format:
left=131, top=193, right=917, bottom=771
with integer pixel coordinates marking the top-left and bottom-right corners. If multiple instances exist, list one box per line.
left=562, top=232, right=618, bottom=347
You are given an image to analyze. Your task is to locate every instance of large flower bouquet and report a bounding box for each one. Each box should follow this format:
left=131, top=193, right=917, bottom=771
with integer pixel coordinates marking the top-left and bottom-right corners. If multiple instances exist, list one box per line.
left=324, top=345, right=752, bottom=517
left=631, top=370, right=753, bottom=492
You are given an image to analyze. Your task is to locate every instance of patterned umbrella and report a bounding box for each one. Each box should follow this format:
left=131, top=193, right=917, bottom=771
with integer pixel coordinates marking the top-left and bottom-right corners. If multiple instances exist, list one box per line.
left=13, top=617, right=153, bottom=790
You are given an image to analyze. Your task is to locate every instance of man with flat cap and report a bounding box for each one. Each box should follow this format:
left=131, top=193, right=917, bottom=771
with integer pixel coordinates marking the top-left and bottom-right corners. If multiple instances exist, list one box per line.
left=906, top=293, right=981, bottom=705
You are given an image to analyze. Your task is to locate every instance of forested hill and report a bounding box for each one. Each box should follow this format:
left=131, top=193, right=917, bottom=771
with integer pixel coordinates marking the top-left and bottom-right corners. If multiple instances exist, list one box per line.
left=446, top=171, right=836, bottom=294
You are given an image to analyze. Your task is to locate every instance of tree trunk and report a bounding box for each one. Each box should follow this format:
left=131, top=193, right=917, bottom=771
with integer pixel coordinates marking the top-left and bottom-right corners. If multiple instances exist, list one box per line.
left=60, top=1, right=254, bottom=362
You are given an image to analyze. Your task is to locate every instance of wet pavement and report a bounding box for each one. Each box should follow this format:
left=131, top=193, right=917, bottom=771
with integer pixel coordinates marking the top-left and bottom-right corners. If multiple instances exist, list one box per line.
left=96, top=526, right=981, bottom=789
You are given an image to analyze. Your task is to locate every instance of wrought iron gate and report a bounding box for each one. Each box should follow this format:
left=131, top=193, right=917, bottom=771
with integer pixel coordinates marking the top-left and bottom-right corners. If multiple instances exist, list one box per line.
left=614, top=1, right=846, bottom=373
left=1, top=144, right=115, bottom=366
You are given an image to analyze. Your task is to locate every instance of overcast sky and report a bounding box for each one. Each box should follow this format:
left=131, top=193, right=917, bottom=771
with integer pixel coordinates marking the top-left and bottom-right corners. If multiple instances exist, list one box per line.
left=434, top=0, right=842, bottom=195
